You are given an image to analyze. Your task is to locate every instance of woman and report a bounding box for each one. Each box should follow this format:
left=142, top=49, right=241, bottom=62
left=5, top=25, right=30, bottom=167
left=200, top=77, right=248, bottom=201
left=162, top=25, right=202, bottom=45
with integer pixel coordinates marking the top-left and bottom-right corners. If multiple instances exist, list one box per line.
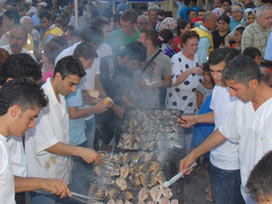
left=166, top=31, right=203, bottom=115
left=212, top=15, right=230, bottom=48
left=174, top=20, right=191, bottom=53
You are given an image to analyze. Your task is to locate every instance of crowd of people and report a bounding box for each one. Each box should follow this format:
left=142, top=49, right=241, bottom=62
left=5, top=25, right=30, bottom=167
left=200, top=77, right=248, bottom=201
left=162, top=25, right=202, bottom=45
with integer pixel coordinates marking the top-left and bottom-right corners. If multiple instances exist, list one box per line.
left=1, top=0, right=272, bottom=204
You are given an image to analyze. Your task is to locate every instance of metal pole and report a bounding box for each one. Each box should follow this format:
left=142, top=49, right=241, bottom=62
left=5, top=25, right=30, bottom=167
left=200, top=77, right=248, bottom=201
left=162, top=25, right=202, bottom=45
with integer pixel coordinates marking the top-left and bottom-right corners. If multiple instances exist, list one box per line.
left=74, top=0, right=79, bottom=30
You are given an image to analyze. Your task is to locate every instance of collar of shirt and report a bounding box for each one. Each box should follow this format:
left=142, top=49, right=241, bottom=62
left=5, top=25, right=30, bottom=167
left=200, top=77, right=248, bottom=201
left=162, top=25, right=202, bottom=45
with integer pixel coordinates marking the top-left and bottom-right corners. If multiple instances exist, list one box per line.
left=199, top=25, right=211, bottom=34
left=0, top=134, right=8, bottom=142
left=44, top=78, right=65, bottom=106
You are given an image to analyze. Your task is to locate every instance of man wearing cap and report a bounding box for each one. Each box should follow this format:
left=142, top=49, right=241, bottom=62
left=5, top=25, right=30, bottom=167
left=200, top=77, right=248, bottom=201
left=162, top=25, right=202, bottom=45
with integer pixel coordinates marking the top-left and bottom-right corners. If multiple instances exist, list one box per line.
left=230, top=5, right=244, bottom=31
left=31, top=1, right=47, bottom=27
left=241, top=6, right=272, bottom=57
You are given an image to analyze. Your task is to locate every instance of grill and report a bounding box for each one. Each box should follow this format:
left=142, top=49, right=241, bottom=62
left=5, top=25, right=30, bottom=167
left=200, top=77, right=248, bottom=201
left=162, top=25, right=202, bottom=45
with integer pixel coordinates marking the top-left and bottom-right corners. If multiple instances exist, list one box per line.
left=88, top=109, right=186, bottom=204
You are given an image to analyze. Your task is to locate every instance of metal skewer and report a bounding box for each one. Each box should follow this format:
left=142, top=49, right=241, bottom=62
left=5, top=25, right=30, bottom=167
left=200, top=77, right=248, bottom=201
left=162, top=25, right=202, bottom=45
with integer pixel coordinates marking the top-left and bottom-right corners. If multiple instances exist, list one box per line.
left=163, top=162, right=197, bottom=188
left=71, top=191, right=96, bottom=201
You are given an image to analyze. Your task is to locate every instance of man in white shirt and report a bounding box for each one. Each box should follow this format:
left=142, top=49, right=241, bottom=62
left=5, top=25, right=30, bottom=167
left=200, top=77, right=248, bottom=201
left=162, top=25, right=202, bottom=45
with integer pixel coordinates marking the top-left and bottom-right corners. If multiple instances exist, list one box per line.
left=0, top=78, right=71, bottom=204
left=25, top=56, right=101, bottom=204
left=180, top=55, right=272, bottom=204
left=0, top=25, right=36, bottom=61
left=178, top=48, right=244, bottom=204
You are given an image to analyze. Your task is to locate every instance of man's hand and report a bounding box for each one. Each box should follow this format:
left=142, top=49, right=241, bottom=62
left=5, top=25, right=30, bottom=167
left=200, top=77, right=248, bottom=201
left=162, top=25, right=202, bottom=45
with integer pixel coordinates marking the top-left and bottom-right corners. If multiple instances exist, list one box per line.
left=94, top=101, right=109, bottom=114
left=80, top=148, right=101, bottom=164
left=177, top=115, right=197, bottom=128
left=82, top=90, right=102, bottom=105
left=41, top=178, right=71, bottom=199
left=179, top=153, right=197, bottom=175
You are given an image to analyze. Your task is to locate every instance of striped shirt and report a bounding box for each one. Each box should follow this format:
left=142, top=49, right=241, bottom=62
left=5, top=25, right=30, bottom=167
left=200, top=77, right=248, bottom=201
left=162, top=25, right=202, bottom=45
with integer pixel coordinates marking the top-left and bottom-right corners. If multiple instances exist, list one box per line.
left=241, top=21, right=272, bottom=56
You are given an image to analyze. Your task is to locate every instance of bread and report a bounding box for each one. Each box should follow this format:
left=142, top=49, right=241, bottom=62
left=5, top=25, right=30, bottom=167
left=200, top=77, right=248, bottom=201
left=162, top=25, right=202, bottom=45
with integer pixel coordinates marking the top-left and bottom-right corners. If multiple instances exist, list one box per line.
left=103, top=97, right=114, bottom=105
left=88, top=89, right=100, bottom=98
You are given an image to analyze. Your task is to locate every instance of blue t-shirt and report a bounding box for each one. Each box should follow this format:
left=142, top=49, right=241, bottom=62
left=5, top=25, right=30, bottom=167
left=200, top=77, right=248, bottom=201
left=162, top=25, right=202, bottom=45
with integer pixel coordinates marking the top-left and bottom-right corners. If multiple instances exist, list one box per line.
left=178, top=6, right=192, bottom=21
left=229, top=17, right=241, bottom=31
left=66, top=83, right=87, bottom=146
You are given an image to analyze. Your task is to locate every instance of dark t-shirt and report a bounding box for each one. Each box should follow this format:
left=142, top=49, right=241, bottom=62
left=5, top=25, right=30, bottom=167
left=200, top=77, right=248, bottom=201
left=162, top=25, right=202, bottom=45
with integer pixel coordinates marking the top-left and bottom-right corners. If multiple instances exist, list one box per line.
left=212, top=30, right=230, bottom=49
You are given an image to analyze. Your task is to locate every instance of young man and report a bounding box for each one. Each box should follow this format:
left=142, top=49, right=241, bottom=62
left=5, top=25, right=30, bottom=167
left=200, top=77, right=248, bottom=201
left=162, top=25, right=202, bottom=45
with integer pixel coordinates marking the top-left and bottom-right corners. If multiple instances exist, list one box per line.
left=180, top=55, right=272, bottom=204
left=0, top=78, right=70, bottom=203
left=25, top=56, right=101, bottom=204
left=66, top=43, right=109, bottom=198
left=134, top=28, right=172, bottom=110
left=246, top=151, right=272, bottom=204
left=178, top=48, right=244, bottom=204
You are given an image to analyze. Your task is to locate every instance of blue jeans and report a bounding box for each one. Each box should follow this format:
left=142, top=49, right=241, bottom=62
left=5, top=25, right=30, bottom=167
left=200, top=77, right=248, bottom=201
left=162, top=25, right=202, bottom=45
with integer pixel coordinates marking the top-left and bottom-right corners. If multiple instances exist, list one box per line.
left=208, top=161, right=245, bottom=204
left=32, top=192, right=70, bottom=204
left=85, top=117, right=95, bottom=149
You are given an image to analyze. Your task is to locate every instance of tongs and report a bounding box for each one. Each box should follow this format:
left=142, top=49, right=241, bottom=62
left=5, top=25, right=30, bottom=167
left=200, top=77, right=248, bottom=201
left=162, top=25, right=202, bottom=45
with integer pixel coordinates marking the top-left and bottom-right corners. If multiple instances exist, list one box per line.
left=71, top=191, right=98, bottom=203
left=163, top=162, right=197, bottom=187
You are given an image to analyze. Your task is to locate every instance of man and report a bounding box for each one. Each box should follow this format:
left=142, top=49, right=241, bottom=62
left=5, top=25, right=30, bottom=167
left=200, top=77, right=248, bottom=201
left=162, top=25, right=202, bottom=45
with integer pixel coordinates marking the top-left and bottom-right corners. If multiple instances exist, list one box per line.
left=246, top=151, right=272, bottom=204
left=0, top=8, right=19, bottom=46
left=192, top=11, right=217, bottom=63
left=178, top=0, right=192, bottom=21
left=107, top=9, right=140, bottom=56
left=98, top=41, right=147, bottom=148
left=132, top=28, right=172, bottom=110
left=66, top=43, right=109, bottom=198
left=136, top=15, right=149, bottom=32
left=241, top=6, right=272, bottom=57
left=39, top=10, right=63, bottom=48
left=0, top=54, right=73, bottom=203
left=148, top=9, right=158, bottom=28
left=20, top=16, right=40, bottom=55
left=178, top=48, right=244, bottom=204
left=0, top=78, right=71, bottom=203
left=0, top=25, right=36, bottom=60
left=180, top=55, right=272, bottom=204
left=56, top=28, right=107, bottom=149
left=25, top=56, right=101, bottom=204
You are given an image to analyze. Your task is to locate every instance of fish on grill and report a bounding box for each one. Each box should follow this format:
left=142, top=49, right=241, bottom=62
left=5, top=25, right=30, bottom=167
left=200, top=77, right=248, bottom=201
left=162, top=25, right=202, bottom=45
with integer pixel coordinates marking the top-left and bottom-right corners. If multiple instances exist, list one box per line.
left=159, top=185, right=173, bottom=199
left=120, top=164, right=129, bottom=178
left=109, top=188, right=120, bottom=199
left=159, top=197, right=171, bottom=204
left=116, top=177, right=128, bottom=191
left=171, top=199, right=179, bottom=204
left=107, top=199, right=116, bottom=204
left=138, top=187, right=149, bottom=201
left=150, top=186, right=161, bottom=202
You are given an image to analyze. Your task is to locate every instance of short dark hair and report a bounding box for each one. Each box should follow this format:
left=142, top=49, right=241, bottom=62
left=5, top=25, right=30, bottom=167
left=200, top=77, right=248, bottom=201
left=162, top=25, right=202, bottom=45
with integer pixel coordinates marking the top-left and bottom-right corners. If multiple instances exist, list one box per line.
left=50, top=35, right=68, bottom=50
left=217, top=14, right=230, bottom=24
left=73, top=42, right=98, bottom=60
left=3, top=8, right=19, bottom=24
left=121, top=8, right=137, bottom=24
left=43, top=41, right=63, bottom=65
left=81, top=28, right=104, bottom=46
left=0, top=78, right=48, bottom=115
left=176, top=20, right=190, bottom=36
left=142, top=28, right=160, bottom=47
left=39, top=10, right=52, bottom=20
left=120, top=41, right=147, bottom=62
left=243, top=47, right=262, bottom=60
left=221, top=0, right=232, bottom=5
left=180, top=31, right=199, bottom=45
left=187, top=9, right=196, bottom=17
left=0, top=53, right=42, bottom=85
left=246, top=151, right=272, bottom=203
left=222, top=55, right=261, bottom=84
left=90, top=16, right=110, bottom=31
left=208, top=47, right=239, bottom=66
left=158, top=28, right=174, bottom=44
left=54, top=56, right=86, bottom=79
left=184, top=0, right=191, bottom=6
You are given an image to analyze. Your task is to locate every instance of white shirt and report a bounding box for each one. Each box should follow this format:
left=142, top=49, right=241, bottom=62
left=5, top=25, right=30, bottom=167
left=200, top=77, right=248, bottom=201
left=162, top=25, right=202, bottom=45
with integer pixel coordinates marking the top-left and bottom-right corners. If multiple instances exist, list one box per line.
left=0, top=134, right=15, bottom=204
left=219, top=98, right=272, bottom=203
left=0, top=44, right=37, bottom=61
left=25, top=79, right=71, bottom=187
left=55, top=42, right=101, bottom=120
left=209, top=85, right=240, bottom=170
left=7, top=136, right=27, bottom=177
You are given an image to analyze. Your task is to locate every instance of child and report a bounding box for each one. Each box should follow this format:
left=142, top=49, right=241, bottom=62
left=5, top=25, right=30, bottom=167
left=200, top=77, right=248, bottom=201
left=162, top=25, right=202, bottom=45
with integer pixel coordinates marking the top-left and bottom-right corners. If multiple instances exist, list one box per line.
left=243, top=47, right=262, bottom=66
left=195, top=64, right=215, bottom=109
left=232, top=26, right=245, bottom=52
left=246, top=151, right=272, bottom=204
left=159, top=28, right=175, bottom=58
